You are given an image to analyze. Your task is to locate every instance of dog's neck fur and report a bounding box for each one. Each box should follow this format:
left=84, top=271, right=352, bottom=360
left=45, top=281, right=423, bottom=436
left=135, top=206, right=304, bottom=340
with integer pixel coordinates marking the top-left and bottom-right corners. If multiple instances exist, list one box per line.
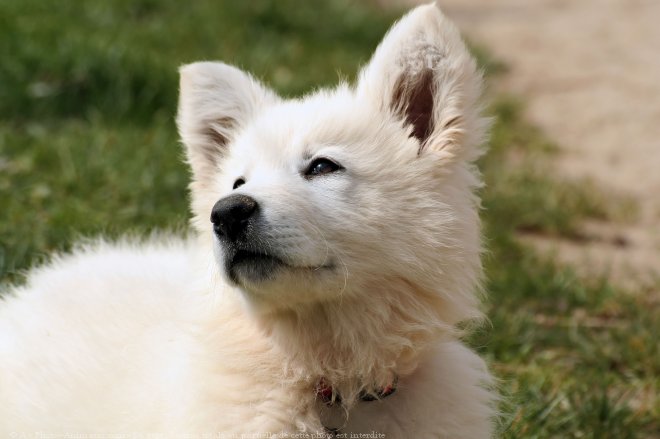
left=196, top=229, right=460, bottom=404
left=249, top=276, right=454, bottom=401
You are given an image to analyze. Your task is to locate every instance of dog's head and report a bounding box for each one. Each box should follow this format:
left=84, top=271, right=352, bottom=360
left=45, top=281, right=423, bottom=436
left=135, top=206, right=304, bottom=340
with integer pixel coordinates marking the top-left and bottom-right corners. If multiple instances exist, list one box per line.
left=177, top=5, right=486, bottom=320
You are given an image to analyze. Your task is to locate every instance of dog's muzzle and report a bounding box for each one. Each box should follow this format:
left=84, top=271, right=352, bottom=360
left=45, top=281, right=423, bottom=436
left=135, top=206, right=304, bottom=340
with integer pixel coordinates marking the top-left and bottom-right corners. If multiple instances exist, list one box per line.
left=211, top=194, right=283, bottom=284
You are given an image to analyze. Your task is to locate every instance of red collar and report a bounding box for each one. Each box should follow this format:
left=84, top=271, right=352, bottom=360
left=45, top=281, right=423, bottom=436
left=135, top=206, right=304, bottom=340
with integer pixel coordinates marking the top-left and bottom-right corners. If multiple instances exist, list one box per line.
left=316, top=376, right=398, bottom=405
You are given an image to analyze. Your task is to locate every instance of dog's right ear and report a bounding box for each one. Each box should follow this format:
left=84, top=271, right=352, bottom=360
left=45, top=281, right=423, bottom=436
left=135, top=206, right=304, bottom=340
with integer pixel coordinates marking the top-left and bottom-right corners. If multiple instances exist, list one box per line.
left=177, top=62, right=277, bottom=182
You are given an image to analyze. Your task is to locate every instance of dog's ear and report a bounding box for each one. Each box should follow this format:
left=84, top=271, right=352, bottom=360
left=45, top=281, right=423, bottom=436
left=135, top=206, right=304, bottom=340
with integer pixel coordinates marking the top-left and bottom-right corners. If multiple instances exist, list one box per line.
left=357, top=4, right=486, bottom=162
left=177, top=62, right=277, bottom=181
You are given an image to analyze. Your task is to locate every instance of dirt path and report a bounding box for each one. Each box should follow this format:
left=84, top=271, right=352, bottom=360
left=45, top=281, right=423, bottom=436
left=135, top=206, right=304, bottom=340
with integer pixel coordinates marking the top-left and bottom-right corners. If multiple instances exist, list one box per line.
left=387, top=0, right=660, bottom=289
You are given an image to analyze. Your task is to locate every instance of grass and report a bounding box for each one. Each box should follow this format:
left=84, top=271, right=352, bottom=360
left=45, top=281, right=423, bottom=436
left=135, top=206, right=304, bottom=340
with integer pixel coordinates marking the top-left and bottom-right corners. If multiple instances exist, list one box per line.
left=478, top=99, right=658, bottom=437
left=0, top=0, right=657, bottom=437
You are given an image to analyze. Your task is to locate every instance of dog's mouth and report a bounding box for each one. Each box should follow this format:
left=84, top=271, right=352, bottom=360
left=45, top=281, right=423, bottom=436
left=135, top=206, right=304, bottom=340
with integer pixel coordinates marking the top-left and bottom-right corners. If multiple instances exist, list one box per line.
left=226, top=249, right=284, bottom=284
left=224, top=247, right=335, bottom=286
left=232, top=249, right=280, bottom=266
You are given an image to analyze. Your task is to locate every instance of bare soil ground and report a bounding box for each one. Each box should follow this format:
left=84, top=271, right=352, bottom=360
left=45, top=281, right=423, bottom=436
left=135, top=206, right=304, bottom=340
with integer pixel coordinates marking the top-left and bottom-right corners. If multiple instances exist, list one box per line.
left=388, top=0, right=660, bottom=289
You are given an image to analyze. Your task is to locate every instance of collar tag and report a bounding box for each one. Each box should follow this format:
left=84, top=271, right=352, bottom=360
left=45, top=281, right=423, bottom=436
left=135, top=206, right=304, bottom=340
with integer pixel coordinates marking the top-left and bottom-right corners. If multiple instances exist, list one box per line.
left=316, top=376, right=398, bottom=405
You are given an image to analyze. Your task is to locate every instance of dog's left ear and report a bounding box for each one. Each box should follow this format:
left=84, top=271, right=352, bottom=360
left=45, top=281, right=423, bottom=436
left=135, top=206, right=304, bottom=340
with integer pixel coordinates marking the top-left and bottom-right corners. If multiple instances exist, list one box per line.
left=357, top=4, right=486, bottom=161
left=177, top=62, right=278, bottom=183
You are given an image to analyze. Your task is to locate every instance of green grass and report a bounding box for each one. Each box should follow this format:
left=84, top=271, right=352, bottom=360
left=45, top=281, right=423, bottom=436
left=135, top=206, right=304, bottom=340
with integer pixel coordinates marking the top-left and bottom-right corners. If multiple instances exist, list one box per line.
left=0, top=1, right=657, bottom=437
left=477, top=99, right=658, bottom=437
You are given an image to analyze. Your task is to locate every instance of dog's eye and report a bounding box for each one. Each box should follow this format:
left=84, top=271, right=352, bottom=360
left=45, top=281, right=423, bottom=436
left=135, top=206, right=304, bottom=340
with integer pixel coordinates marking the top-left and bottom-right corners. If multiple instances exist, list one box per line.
left=233, top=178, right=245, bottom=190
left=305, top=158, right=342, bottom=177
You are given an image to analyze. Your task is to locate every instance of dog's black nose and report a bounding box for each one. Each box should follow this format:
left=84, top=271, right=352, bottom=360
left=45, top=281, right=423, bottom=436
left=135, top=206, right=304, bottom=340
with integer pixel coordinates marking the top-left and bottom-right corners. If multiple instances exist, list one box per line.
left=210, top=194, right=259, bottom=240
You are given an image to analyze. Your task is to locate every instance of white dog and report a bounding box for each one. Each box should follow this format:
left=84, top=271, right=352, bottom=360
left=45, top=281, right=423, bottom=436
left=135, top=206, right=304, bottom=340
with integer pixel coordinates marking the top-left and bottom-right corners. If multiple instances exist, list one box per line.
left=0, top=4, right=495, bottom=438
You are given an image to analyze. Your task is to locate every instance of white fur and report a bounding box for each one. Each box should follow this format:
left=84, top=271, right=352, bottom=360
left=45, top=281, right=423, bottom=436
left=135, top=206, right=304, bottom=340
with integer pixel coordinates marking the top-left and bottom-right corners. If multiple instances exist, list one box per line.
left=0, top=4, right=495, bottom=438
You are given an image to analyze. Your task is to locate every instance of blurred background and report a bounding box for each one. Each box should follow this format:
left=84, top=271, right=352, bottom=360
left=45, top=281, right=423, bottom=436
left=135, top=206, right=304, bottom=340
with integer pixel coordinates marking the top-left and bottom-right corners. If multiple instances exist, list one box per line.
left=437, top=0, right=660, bottom=293
left=0, top=0, right=657, bottom=437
